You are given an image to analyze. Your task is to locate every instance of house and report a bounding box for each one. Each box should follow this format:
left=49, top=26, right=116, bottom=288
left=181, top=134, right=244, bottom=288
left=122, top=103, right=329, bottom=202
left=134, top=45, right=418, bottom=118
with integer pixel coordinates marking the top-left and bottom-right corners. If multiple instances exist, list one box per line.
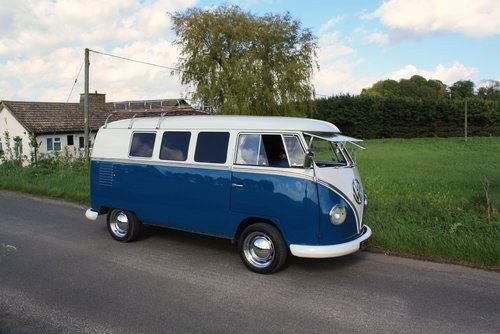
left=0, top=92, right=207, bottom=164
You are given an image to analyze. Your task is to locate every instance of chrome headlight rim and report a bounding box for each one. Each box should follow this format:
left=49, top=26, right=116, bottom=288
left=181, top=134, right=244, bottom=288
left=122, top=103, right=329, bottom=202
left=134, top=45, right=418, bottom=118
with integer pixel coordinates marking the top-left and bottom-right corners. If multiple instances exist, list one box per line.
left=329, top=204, right=347, bottom=226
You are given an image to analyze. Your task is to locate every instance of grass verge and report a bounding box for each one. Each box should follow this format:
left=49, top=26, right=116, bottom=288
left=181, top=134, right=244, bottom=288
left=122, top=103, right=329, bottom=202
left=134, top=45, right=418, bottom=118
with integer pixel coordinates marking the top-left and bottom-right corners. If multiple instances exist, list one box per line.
left=0, top=164, right=89, bottom=204
left=0, top=137, right=499, bottom=269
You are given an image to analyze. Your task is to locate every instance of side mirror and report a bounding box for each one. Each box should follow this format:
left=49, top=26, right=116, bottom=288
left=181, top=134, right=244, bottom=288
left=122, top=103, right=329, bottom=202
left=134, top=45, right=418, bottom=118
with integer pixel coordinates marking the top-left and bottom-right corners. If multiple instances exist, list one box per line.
left=304, top=149, right=314, bottom=169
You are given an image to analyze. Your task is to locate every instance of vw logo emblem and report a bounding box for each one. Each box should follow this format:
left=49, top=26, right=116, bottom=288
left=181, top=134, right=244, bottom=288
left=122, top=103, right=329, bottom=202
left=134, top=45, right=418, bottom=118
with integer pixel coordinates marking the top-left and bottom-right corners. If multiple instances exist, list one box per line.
left=352, top=179, right=362, bottom=204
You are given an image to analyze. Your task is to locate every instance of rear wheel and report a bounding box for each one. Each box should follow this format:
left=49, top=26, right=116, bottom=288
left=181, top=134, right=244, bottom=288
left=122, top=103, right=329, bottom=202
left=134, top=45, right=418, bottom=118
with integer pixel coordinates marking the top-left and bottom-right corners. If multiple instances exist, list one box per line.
left=107, top=209, right=141, bottom=242
left=238, top=223, right=287, bottom=274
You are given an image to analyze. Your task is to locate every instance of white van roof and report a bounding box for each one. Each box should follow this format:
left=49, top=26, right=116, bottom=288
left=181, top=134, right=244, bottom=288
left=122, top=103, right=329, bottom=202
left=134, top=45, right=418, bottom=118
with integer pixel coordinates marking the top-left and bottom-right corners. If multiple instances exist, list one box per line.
left=103, top=115, right=341, bottom=134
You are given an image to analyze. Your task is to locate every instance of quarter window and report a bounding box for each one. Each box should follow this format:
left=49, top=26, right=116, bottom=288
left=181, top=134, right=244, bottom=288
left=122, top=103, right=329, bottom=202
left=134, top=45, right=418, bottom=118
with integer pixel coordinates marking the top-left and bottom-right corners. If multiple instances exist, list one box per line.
left=160, top=131, right=191, bottom=161
left=129, top=132, right=156, bottom=157
left=283, top=135, right=305, bottom=167
left=194, top=132, right=229, bottom=164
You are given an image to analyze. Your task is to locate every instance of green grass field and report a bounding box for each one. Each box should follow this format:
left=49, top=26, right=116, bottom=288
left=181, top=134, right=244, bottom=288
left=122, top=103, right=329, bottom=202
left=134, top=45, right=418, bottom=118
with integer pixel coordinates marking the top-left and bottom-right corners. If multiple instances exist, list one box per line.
left=0, top=137, right=499, bottom=269
left=357, top=137, right=500, bottom=268
left=0, top=166, right=90, bottom=204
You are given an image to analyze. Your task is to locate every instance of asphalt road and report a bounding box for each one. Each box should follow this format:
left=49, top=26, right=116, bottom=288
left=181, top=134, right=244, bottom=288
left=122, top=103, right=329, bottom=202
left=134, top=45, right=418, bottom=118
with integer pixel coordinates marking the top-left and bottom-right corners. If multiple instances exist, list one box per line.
left=1, top=190, right=499, bottom=334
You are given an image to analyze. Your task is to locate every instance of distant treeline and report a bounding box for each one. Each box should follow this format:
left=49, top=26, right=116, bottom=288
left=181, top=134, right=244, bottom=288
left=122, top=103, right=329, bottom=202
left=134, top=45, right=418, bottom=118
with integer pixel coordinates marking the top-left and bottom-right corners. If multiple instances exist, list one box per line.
left=315, top=76, right=500, bottom=138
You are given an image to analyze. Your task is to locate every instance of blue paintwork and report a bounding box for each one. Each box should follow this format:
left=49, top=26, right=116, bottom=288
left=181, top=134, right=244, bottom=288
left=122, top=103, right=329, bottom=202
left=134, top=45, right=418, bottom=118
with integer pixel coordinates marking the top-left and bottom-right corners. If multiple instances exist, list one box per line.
left=90, top=160, right=362, bottom=246
left=230, top=171, right=320, bottom=245
left=317, top=184, right=359, bottom=244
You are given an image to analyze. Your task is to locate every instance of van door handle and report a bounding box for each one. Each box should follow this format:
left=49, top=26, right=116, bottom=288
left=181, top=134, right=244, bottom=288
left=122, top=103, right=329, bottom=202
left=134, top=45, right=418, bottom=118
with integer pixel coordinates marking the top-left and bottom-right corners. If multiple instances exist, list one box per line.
left=232, top=183, right=244, bottom=188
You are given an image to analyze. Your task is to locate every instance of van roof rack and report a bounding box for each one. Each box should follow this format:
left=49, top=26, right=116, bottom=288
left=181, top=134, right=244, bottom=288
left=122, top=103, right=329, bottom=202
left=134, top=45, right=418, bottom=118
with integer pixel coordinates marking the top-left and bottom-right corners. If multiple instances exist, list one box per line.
left=103, top=99, right=209, bottom=129
left=112, top=99, right=191, bottom=113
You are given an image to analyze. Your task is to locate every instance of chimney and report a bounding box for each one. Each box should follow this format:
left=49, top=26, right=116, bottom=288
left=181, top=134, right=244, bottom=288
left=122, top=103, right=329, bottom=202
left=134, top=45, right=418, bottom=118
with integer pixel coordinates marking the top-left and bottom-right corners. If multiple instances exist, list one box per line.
left=80, top=91, right=106, bottom=105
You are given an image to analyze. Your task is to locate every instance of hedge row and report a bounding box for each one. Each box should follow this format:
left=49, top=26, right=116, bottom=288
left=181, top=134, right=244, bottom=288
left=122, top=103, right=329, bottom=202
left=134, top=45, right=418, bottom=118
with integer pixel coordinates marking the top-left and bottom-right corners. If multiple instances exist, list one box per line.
left=315, top=95, right=500, bottom=138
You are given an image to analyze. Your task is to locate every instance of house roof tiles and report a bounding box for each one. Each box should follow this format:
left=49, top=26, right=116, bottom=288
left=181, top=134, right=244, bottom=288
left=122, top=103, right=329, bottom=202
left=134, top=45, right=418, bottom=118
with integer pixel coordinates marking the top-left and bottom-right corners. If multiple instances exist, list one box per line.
left=0, top=98, right=207, bottom=135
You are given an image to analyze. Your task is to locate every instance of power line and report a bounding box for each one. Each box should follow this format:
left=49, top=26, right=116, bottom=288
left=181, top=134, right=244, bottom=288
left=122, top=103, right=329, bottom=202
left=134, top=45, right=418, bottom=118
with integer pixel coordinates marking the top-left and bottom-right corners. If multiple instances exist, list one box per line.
left=66, top=60, right=84, bottom=102
left=88, top=49, right=186, bottom=74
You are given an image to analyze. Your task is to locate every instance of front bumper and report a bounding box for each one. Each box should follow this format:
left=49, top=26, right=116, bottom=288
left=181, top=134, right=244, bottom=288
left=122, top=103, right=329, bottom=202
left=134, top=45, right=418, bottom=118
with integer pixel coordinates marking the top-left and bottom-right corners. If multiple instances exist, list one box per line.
left=289, top=225, right=372, bottom=258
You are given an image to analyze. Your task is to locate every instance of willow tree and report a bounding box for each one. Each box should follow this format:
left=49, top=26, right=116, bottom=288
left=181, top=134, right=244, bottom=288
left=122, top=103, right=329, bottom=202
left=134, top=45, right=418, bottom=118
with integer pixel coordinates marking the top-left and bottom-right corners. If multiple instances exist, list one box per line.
left=170, top=5, right=318, bottom=116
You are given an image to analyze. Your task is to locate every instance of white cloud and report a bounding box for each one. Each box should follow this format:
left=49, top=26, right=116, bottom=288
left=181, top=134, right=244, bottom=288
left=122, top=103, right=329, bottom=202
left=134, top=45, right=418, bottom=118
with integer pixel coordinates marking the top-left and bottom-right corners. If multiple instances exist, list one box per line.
left=319, top=16, right=345, bottom=34
left=363, top=32, right=390, bottom=46
left=313, top=61, right=480, bottom=96
left=315, top=20, right=366, bottom=95
left=387, top=62, right=478, bottom=85
left=313, top=58, right=371, bottom=96
left=366, top=0, right=500, bottom=37
left=0, top=0, right=196, bottom=102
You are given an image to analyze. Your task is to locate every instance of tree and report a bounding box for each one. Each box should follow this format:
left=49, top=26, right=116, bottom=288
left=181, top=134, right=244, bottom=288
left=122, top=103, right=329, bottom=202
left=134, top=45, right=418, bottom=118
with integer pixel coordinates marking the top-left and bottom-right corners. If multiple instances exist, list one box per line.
left=170, top=5, right=318, bottom=116
left=361, top=79, right=400, bottom=97
left=450, top=80, right=474, bottom=99
left=362, top=76, right=448, bottom=99
left=477, top=80, right=500, bottom=100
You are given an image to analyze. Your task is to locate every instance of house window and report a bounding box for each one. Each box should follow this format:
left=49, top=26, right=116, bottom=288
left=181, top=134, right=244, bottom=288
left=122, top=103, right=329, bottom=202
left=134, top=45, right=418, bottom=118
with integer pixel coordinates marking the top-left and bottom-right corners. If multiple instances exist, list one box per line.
left=14, top=138, right=23, bottom=156
left=47, top=137, right=61, bottom=152
left=67, top=135, right=74, bottom=146
left=194, top=132, right=229, bottom=164
left=78, top=136, right=85, bottom=149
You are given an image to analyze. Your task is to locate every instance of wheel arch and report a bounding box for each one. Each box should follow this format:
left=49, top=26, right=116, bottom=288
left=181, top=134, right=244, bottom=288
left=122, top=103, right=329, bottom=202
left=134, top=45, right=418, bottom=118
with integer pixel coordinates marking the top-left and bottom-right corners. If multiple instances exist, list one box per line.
left=234, top=217, right=287, bottom=245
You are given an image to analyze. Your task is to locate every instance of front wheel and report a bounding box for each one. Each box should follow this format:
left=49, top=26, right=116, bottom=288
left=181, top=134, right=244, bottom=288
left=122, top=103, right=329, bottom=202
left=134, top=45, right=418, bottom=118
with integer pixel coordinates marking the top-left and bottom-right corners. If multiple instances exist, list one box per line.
left=106, top=209, right=141, bottom=242
left=238, top=223, right=288, bottom=274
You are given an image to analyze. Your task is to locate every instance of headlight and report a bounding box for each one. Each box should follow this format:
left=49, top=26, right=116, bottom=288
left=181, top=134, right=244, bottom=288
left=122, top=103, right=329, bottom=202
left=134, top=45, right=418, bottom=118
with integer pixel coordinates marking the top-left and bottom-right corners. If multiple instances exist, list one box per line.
left=364, top=194, right=368, bottom=211
left=329, top=204, right=347, bottom=226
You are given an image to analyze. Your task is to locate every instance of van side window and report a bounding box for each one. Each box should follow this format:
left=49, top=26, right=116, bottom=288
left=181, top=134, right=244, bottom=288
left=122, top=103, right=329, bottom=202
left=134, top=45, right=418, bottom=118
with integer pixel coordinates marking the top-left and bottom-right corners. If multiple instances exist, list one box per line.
left=261, top=135, right=289, bottom=167
left=194, top=132, right=230, bottom=164
left=160, top=131, right=191, bottom=161
left=129, top=132, right=156, bottom=157
left=236, top=134, right=268, bottom=166
left=236, top=134, right=304, bottom=168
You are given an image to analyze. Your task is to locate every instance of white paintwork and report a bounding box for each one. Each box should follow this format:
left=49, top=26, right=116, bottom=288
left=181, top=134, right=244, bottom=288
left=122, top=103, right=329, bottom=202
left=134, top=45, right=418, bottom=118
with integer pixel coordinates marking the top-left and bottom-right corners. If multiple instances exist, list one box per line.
left=93, top=115, right=342, bottom=162
left=289, top=226, right=372, bottom=258
left=103, top=115, right=341, bottom=132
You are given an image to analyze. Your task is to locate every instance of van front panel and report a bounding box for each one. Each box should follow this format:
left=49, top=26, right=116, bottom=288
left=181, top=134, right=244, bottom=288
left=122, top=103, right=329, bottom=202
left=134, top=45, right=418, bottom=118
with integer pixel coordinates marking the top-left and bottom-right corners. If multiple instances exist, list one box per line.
left=316, top=183, right=360, bottom=245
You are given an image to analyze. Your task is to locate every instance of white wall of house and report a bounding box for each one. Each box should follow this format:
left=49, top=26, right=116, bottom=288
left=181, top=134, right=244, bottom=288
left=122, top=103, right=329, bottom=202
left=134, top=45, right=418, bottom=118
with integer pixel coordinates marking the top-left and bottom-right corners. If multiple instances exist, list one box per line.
left=1, top=106, right=96, bottom=164
left=0, top=107, right=31, bottom=162
left=36, top=133, right=95, bottom=157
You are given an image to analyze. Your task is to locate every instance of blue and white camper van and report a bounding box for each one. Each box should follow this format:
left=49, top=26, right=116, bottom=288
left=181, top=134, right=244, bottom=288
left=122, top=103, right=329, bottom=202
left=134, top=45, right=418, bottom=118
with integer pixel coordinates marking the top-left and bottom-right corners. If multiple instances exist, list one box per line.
left=85, top=115, right=371, bottom=274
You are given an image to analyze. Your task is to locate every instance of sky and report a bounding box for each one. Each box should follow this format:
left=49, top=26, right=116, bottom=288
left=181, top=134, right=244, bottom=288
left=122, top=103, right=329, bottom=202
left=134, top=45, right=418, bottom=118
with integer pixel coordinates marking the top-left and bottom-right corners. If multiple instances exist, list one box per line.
left=0, top=0, right=499, bottom=103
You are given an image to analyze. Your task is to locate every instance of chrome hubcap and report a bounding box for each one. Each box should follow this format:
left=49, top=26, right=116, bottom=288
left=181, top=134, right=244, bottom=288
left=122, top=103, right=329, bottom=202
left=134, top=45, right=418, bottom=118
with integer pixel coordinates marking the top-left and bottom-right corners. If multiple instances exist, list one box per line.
left=243, top=232, right=274, bottom=269
left=110, top=211, right=129, bottom=238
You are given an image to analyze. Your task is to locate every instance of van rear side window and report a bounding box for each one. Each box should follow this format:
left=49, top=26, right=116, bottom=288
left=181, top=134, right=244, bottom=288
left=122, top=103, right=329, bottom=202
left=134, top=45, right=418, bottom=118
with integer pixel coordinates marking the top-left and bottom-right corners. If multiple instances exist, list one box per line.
left=194, top=132, right=230, bottom=164
left=160, top=131, right=191, bottom=161
left=129, top=132, right=156, bottom=157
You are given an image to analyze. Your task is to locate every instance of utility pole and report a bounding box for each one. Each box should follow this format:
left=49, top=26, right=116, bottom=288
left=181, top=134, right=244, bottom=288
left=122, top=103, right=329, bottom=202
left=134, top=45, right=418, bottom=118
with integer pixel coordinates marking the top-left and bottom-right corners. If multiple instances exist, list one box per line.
left=464, top=97, right=468, bottom=142
left=84, top=48, right=90, bottom=162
